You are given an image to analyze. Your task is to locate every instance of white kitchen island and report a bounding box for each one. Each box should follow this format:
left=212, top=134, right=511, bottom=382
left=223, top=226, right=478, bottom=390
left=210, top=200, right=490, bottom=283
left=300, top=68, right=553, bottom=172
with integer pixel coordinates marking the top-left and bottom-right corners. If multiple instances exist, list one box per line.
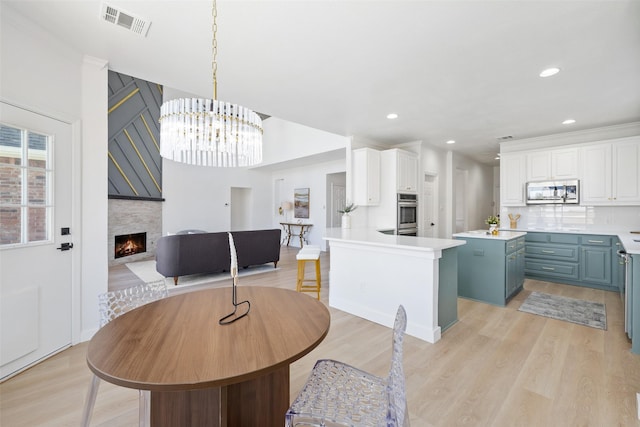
left=324, top=228, right=466, bottom=344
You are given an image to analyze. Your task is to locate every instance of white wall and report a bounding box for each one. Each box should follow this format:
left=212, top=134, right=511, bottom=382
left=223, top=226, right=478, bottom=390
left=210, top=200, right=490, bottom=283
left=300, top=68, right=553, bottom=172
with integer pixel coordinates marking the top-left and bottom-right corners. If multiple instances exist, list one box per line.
left=271, top=159, right=346, bottom=251
left=162, top=160, right=273, bottom=233
left=262, top=117, right=349, bottom=166
left=450, top=151, right=495, bottom=234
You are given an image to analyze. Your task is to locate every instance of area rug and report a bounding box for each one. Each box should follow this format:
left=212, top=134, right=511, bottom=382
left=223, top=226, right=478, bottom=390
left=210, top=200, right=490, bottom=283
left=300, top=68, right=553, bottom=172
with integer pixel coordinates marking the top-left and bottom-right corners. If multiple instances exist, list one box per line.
left=518, top=291, right=607, bottom=330
left=126, top=260, right=279, bottom=289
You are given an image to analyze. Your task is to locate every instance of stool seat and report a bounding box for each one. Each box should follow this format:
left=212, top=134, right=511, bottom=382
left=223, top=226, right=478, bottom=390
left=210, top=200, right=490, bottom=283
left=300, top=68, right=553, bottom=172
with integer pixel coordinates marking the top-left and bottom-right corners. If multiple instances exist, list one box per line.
left=296, top=249, right=320, bottom=260
left=296, top=249, right=321, bottom=299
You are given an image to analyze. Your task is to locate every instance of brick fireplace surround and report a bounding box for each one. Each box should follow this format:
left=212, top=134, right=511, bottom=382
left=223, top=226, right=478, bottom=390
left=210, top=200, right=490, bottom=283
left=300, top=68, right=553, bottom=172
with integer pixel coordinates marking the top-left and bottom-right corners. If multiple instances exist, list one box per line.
left=108, top=198, right=162, bottom=266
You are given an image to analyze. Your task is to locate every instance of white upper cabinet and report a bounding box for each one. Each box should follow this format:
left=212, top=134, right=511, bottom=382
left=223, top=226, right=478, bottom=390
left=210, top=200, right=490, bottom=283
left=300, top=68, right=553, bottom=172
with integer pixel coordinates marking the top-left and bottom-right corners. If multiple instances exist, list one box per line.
left=500, top=152, right=526, bottom=206
left=526, top=148, right=578, bottom=182
left=581, top=137, right=640, bottom=205
left=380, top=149, right=418, bottom=194
left=352, top=148, right=381, bottom=206
left=396, top=150, right=419, bottom=193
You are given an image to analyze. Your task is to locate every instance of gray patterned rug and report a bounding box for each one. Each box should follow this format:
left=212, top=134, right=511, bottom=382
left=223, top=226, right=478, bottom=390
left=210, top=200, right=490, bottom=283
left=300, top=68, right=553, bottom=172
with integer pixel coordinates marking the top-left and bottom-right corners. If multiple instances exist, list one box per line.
left=518, top=291, right=607, bottom=330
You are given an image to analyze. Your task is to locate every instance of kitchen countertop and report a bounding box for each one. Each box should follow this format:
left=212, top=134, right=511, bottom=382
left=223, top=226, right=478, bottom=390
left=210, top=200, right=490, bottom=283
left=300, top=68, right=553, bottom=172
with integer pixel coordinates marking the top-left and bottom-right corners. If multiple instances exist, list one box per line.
left=324, top=227, right=465, bottom=252
left=501, top=226, right=640, bottom=255
left=452, top=230, right=527, bottom=241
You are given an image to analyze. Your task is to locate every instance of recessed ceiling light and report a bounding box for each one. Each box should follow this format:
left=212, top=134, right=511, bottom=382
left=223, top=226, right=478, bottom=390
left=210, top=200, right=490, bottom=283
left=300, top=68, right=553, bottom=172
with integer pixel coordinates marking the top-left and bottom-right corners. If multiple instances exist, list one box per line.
left=446, top=140, right=455, bottom=144
left=540, top=67, right=560, bottom=77
left=562, top=119, right=576, bottom=125
left=386, top=113, right=398, bottom=119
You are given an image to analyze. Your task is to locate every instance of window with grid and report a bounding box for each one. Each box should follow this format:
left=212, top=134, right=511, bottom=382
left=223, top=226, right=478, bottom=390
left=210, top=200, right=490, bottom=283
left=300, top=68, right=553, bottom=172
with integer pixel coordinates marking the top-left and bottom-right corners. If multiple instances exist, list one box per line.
left=0, top=124, right=52, bottom=246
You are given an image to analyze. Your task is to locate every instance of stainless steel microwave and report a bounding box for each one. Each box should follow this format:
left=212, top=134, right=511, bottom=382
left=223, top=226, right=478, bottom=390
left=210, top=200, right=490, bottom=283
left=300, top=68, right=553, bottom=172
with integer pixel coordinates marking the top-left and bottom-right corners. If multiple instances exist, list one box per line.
left=526, top=180, right=579, bottom=204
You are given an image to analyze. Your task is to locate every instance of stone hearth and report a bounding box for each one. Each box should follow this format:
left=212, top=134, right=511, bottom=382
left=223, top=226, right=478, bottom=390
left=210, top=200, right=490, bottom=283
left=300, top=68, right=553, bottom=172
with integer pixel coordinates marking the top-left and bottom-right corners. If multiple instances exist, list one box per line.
left=108, top=199, right=162, bottom=266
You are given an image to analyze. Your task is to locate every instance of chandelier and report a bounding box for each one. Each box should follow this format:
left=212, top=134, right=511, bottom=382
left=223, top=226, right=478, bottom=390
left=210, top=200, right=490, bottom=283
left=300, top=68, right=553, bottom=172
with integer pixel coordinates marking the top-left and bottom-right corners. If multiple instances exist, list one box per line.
left=159, top=0, right=263, bottom=167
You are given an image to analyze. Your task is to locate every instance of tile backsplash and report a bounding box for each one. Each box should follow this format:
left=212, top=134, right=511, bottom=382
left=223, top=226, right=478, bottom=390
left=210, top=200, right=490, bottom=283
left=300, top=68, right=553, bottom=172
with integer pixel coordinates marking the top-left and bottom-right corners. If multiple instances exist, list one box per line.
left=500, top=205, right=640, bottom=231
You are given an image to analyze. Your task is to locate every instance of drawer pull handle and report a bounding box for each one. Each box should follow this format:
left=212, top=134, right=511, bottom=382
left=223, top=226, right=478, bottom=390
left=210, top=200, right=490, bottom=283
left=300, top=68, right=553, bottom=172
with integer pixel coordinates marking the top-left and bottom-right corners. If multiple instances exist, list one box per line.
left=588, top=240, right=604, bottom=244
left=542, top=267, right=555, bottom=271
left=541, top=250, right=555, bottom=254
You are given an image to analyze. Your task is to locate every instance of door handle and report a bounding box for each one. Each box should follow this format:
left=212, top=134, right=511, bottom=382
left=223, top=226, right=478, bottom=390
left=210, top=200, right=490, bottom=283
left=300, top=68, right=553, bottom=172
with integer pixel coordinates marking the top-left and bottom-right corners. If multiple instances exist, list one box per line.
left=57, top=242, right=74, bottom=251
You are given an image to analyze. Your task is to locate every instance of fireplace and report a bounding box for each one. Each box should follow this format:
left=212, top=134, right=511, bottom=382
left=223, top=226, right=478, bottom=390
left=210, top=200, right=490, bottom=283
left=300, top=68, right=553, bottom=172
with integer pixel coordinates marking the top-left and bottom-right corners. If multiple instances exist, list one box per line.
left=115, top=232, right=147, bottom=259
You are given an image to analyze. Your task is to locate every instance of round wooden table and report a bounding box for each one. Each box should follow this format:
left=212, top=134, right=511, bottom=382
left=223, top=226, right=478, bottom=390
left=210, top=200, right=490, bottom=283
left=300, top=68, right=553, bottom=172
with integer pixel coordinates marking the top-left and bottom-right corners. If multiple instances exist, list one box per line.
left=87, top=286, right=330, bottom=426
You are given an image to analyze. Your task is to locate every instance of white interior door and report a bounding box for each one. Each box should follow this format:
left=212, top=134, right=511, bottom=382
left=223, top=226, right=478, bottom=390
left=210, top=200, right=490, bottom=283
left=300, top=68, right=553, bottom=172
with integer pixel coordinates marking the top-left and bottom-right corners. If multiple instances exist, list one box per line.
left=455, top=169, right=468, bottom=233
left=422, top=173, right=437, bottom=238
left=0, top=102, right=73, bottom=380
left=230, top=187, right=252, bottom=231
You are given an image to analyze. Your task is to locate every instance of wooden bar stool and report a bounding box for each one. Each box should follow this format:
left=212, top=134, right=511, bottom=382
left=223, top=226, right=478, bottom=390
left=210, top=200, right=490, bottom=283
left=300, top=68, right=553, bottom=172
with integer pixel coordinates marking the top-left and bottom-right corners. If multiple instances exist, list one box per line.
left=296, top=248, right=321, bottom=299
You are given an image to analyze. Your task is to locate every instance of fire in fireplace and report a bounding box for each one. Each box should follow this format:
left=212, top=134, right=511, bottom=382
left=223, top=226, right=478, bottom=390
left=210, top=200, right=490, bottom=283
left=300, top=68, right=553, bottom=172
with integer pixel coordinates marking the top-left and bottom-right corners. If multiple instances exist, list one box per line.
left=115, top=232, right=147, bottom=259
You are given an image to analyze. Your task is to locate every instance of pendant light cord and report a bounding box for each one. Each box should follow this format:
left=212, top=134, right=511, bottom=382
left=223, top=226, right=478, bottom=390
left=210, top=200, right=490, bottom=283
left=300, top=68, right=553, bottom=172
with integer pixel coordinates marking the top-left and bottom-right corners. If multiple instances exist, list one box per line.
left=212, top=0, right=218, bottom=100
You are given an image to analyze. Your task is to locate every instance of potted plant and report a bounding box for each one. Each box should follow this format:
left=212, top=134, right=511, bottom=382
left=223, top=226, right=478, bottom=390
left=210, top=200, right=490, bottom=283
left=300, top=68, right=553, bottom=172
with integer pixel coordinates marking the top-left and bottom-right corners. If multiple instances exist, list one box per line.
left=338, top=203, right=358, bottom=229
left=485, top=215, right=500, bottom=235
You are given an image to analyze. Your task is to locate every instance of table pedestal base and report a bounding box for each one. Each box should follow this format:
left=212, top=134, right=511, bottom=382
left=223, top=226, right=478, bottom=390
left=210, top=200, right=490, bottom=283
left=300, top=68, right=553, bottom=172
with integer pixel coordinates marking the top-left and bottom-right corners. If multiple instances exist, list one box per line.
left=150, top=366, right=290, bottom=426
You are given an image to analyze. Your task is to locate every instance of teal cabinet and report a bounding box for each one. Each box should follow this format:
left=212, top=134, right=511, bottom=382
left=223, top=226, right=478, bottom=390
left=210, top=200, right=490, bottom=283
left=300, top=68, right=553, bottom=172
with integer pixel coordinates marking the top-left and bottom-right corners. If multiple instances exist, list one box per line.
left=613, top=238, right=625, bottom=293
left=524, top=232, right=618, bottom=291
left=631, top=254, right=639, bottom=354
left=438, top=247, right=458, bottom=332
left=580, top=247, right=611, bottom=285
left=455, top=235, right=524, bottom=306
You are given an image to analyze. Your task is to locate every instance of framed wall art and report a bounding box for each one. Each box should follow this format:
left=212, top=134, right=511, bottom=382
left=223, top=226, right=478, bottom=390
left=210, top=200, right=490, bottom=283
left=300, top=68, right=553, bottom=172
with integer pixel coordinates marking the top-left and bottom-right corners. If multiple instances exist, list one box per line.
left=294, top=188, right=310, bottom=219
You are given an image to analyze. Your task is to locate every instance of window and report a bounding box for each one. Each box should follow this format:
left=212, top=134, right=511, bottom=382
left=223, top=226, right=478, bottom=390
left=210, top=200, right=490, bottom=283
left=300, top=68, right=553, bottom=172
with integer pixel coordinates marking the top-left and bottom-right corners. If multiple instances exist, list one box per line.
left=0, top=124, right=52, bottom=246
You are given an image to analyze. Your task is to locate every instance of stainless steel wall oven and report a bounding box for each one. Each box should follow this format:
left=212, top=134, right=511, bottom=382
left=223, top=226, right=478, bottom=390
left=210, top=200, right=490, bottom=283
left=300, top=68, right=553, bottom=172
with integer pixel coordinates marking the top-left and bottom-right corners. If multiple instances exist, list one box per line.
left=397, top=193, right=418, bottom=236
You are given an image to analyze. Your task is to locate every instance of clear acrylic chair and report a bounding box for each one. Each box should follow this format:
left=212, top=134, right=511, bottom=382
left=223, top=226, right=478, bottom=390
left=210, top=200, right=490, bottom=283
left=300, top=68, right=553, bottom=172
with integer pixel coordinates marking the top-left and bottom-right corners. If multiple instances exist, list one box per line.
left=80, top=280, right=168, bottom=427
left=285, top=305, right=410, bottom=427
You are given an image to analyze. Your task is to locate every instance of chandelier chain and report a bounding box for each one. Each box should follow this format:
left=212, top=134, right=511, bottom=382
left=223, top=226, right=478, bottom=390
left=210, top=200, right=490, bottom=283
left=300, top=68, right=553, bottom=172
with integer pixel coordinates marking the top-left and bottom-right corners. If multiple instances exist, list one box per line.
left=212, top=0, right=218, bottom=100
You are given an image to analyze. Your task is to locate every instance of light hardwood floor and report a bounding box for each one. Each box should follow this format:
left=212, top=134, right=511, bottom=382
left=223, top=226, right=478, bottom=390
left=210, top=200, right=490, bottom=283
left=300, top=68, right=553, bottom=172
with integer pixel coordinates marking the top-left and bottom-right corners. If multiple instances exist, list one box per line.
left=1, top=246, right=639, bottom=426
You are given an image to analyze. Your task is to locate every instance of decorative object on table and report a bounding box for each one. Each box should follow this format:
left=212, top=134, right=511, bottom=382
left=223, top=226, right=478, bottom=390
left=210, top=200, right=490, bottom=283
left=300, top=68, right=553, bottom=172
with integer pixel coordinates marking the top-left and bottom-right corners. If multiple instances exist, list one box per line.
left=338, top=202, right=357, bottom=229
left=219, top=233, right=251, bottom=325
left=294, top=188, right=310, bottom=219
left=518, top=291, right=606, bottom=330
left=508, top=213, right=521, bottom=229
left=485, top=215, right=500, bottom=235
left=158, top=0, right=263, bottom=167
left=285, top=305, right=409, bottom=427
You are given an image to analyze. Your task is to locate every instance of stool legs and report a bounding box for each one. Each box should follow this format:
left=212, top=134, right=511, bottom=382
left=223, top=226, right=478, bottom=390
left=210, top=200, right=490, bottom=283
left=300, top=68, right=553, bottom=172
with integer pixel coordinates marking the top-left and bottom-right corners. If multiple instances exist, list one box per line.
left=296, top=258, right=321, bottom=300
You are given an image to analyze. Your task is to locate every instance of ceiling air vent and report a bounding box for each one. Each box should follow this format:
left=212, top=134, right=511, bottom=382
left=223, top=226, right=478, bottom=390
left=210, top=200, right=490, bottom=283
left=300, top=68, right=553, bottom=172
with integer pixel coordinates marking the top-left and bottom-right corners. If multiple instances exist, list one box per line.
left=100, top=2, right=151, bottom=37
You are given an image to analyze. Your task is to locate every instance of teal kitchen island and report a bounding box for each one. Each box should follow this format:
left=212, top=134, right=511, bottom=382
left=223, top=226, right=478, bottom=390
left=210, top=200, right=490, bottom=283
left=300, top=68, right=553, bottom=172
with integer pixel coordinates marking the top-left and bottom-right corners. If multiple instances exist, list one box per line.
left=324, top=228, right=465, bottom=344
left=453, top=230, right=527, bottom=306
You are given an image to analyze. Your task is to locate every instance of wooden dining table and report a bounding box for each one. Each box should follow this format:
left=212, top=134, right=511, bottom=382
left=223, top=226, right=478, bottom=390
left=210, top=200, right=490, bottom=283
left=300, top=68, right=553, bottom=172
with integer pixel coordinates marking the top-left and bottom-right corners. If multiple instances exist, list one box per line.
left=86, top=286, right=331, bottom=426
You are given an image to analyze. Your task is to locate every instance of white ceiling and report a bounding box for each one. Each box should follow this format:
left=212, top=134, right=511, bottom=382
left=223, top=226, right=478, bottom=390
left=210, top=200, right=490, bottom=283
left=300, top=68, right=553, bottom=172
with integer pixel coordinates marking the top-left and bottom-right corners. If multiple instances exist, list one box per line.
left=5, top=0, right=640, bottom=165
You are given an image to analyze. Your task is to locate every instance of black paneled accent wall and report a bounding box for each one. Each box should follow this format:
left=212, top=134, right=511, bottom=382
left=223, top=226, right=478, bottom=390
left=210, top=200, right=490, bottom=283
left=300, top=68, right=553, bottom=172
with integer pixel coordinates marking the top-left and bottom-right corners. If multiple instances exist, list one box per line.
left=108, top=71, right=163, bottom=200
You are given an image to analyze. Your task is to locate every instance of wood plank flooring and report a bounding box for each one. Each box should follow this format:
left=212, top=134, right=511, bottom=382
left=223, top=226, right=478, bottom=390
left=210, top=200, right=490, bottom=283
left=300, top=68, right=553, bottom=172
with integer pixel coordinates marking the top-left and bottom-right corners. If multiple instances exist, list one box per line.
left=1, top=246, right=639, bottom=426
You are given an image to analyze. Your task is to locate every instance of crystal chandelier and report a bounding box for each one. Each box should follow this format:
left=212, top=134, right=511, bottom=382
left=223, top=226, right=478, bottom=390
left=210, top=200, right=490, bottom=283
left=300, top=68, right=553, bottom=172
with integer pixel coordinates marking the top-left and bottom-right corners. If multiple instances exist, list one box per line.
left=159, top=0, right=263, bottom=167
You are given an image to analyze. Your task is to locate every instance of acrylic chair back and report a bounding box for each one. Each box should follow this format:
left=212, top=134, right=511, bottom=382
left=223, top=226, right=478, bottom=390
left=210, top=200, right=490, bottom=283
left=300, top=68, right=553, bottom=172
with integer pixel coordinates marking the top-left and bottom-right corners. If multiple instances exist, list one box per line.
left=387, top=304, right=409, bottom=426
left=82, top=280, right=168, bottom=427
left=98, top=280, right=168, bottom=327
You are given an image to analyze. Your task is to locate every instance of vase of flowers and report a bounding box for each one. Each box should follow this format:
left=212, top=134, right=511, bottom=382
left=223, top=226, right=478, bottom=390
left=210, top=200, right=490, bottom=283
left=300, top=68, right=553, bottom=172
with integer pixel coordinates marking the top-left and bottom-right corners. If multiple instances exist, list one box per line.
left=338, top=203, right=357, bottom=229
left=486, top=215, right=500, bottom=235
